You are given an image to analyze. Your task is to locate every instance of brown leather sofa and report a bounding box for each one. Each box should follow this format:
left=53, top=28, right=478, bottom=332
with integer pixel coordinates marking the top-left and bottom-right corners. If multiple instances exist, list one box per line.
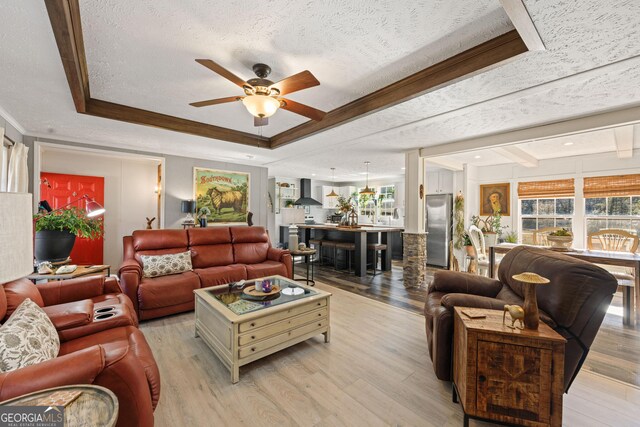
left=119, top=226, right=293, bottom=320
left=0, top=275, right=160, bottom=427
left=424, top=245, right=617, bottom=392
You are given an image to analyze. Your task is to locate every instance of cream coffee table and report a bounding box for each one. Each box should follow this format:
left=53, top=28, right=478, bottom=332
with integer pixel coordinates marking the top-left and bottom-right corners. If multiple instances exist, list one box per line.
left=194, top=275, right=331, bottom=383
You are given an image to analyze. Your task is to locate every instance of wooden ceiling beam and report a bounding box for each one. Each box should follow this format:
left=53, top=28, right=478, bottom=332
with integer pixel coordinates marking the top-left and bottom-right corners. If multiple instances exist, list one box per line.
left=84, top=99, right=269, bottom=148
left=269, top=30, right=528, bottom=148
left=46, top=1, right=529, bottom=150
left=45, top=0, right=89, bottom=112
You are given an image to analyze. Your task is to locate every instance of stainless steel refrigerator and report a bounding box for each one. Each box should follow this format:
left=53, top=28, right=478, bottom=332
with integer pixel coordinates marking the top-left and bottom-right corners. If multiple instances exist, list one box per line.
left=425, top=194, right=453, bottom=268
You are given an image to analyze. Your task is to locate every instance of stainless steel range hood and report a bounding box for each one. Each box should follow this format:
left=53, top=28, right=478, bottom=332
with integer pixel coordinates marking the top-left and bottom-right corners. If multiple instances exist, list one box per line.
left=294, top=178, right=322, bottom=206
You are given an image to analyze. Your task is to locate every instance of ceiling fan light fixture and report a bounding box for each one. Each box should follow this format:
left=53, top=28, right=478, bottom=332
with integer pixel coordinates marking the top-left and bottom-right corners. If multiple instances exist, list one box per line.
left=242, top=95, right=280, bottom=118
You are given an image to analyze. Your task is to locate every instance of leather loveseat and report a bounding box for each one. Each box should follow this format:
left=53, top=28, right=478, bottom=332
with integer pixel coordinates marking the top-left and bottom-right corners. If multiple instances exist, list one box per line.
left=119, top=226, right=293, bottom=320
left=424, top=245, right=617, bottom=392
left=0, top=275, right=160, bottom=427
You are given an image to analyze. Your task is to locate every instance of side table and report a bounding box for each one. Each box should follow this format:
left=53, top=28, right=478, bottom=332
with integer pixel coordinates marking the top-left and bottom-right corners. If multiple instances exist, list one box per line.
left=452, top=307, right=565, bottom=427
left=27, top=265, right=111, bottom=283
left=0, top=384, right=118, bottom=427
left=290, top=249, right=317, bottom=286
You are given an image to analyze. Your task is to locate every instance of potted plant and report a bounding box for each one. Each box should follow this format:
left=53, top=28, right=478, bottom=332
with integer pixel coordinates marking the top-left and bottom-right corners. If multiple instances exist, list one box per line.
left=503, top=231, right=519, bottom=244
left=547, top=228, right=573, bottom=250
left=471, top=210, right=508, bottom=247
left=335, top=195, right=354, bottom=226
left=462, top=232, right=474, bottom=256
left=198, top=206, right=211, bottom=228
left=34, top=207, right=104, bottom=262
left=284, top=200, right=295, bottom=208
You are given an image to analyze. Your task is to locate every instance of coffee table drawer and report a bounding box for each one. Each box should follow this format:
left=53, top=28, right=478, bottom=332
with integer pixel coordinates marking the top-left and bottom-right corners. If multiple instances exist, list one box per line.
left=238, top=318, right=328, bottom=359
left=238, top=299, right=327, bottom=333
left=238, top=307, right=327, bottom=346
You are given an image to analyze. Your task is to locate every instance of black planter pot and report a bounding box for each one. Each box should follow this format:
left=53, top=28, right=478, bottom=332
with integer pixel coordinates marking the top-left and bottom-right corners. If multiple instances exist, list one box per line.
left=35, top=230, right=76, bottom=262
left=199, top=217, right=208, bottom=228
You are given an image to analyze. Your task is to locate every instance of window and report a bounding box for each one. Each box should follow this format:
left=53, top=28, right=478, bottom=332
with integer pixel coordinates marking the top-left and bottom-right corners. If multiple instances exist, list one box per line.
left=518, top=179, right=575, bottom=244
left=584, top=196, right=640, bottom=245
left=520, top=198, right=574, bottom=244
left=584, top=174, right=640, bottom=249
left=379, top=185, right=395, bottom=216
left=356, top=188, right=376, bottom=216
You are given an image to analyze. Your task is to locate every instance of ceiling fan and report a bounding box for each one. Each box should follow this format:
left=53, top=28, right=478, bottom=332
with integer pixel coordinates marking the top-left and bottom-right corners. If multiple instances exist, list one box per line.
left=190, top=60, right=326, bottom=127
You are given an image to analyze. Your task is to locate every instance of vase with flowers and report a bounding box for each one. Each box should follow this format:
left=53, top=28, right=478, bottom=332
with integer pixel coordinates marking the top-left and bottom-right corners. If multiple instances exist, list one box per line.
left=335, top=195, right=354, bottom=226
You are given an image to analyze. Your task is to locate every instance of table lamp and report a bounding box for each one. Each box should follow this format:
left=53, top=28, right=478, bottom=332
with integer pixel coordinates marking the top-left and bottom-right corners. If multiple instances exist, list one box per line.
left=181, top=200, right=196, bottom=224
left=0, top=193, right=34, bottom=283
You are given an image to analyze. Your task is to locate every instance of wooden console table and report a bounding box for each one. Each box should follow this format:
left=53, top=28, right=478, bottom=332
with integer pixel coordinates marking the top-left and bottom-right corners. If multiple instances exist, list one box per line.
left=453, top=307, right=565, bottom=427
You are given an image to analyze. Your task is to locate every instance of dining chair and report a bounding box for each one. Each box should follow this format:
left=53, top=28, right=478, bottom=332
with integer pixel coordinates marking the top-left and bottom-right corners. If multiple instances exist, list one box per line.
left=468, top=225, right=489, bottom=277
left=587, top=229, right=639, bottom=325
left=532, top=226, right=564, bottom=246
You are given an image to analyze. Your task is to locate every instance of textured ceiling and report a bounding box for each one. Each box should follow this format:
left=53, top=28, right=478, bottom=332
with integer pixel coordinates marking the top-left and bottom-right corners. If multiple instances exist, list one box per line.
left=0, top=0, right=639, bottom=181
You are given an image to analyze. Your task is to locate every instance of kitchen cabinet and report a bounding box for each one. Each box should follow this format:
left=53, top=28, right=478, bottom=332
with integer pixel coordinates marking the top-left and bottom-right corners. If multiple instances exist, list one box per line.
left=426, top=170, right=453, bottom=194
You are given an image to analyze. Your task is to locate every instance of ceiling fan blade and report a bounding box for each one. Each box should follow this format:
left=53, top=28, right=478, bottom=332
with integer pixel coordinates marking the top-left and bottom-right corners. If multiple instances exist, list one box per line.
left=269, top=70, right=320, bottom=95
left=189, top=96, right=242, bottom=108
left=254, top=116, right=269, bottom=127
left=280, top=98, right=326, bottom=121
left=195, top=59, right=250, bottom=89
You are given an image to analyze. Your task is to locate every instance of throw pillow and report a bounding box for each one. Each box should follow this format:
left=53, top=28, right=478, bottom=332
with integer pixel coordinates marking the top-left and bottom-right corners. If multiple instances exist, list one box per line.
left=0, top=298, right=60, bottom=372
left=141, top=251, right=193, bottom=278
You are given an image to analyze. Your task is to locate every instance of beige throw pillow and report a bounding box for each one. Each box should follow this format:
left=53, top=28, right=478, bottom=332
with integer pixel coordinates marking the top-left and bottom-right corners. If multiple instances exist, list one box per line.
left=141, top=251, right=193, bottom=278
left=0, top=298, right=60, bottom=372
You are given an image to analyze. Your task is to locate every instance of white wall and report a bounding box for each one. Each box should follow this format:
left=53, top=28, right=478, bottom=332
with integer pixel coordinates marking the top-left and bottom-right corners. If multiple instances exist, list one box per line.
left=41, top=149, right=159, bottom=268
left=472, top=150, right=640, bottom=249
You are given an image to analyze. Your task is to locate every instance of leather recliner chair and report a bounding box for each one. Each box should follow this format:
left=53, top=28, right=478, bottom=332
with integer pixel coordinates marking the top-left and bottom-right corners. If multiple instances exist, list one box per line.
left=424, top=245, right=618, bottom=392
left=0, top=276, right=160, bottom=427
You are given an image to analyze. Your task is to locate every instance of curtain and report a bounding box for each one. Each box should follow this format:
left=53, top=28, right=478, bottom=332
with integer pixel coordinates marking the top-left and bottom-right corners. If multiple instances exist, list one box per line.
left=517, top=178, right=575, bottom=199
left=0, top=127, right=8, bottom=192
left=583, top=174, right=640, bottom=198
left=7, top=141, right=29, bottom=193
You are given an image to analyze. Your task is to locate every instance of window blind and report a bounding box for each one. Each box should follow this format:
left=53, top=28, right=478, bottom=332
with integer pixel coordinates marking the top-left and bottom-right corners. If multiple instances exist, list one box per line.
left=517, top=178, right=575, bottom=199
left=583, top=174, right=640, bottom=198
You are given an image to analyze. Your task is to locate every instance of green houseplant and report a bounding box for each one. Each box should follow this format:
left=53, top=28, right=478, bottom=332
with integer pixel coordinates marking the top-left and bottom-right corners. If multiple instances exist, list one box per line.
left=34, top=207, right=104, bottom=262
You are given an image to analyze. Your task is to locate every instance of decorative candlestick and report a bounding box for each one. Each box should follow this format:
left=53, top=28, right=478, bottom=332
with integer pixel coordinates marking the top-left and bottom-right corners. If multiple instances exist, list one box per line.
left=512, top=272, right=550, bottom=330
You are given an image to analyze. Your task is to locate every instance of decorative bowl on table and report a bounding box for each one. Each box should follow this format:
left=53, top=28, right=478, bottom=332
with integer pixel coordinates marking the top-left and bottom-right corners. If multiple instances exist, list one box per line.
left=546, top=231, right=573, bottom=251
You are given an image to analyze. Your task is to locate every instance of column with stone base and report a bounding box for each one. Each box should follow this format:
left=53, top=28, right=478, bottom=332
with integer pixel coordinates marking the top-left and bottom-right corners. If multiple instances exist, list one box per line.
left=403, top=232, right=427, bottom=288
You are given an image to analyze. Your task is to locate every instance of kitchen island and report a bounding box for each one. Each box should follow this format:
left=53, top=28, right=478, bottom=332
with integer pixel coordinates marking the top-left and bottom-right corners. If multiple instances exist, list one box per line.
left=280, top=224, right=404, bottom=277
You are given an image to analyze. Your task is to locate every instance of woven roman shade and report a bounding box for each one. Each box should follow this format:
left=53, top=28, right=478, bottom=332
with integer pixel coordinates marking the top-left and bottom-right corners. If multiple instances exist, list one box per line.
left=517, top=179, right=575, bottom=199
left=583, top=174, right=640, bottom=198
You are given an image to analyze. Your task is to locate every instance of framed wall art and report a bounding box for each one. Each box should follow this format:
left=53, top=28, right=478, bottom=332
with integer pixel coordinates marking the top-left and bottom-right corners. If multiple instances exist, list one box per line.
left=194, top=168, right=249, bottom=224
left=480, top=183, right=510, bottom=216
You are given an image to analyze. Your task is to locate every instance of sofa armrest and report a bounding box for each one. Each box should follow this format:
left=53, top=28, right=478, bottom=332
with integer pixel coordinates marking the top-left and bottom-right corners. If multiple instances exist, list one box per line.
left=440, top=293, right=507, bottom=311
left=118, top=260, right=142, bottom=313
left=267, top=248, right=293, bottom=279
left=38, top=275, right=122, bottom=306
left=431, top=270, right=503, bottom=298
left=267, top=247, right=288, bottom=262
left=0, top=346, right=106, bottom=401
left=42, top=300, right=94, bottom=331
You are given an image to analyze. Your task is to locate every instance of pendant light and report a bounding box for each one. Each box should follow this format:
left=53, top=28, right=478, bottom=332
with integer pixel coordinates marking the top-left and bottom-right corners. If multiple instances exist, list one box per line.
left=326, top=168, right=339, bottom=197
left=359, top=161, right=375, bottom=195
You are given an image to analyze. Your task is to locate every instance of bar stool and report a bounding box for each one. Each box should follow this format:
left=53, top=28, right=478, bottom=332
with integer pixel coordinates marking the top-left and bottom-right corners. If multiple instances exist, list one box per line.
left=335, top=242, right=356, bottom=272
left=320, top=240, right=336, bottom=266
left=367, top=243, right=387, bottom=276
left=309, top=238, right=322, bottom=264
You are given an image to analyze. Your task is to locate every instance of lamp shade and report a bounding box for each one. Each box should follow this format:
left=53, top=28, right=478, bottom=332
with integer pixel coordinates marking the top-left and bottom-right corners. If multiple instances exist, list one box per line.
left=181, top=200, right=196, bottom=214
left=0, top=193, right=33, bottom=283
left=242, top=95, right=280, bottom=118
left=85, top=198, right=106, bottom=218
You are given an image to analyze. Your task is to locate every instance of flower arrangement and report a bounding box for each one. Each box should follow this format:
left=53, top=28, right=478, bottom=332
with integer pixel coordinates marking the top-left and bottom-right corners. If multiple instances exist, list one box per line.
left=335, top=195, right=354, bottom=213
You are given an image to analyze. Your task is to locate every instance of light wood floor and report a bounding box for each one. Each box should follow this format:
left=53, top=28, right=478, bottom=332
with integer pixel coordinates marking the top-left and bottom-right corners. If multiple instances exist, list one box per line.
left=311, top=261, right=640, bottom=387
left=140, top=281, right=640, bottom=427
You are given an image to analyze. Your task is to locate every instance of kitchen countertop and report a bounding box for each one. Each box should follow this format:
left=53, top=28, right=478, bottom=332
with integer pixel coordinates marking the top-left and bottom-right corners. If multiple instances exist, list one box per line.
left=294, top=223, right=404, bottom=233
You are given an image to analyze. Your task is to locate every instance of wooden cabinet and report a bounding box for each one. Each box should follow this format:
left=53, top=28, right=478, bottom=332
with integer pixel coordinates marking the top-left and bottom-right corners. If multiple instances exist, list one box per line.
left=426, top=170, right=453, bottom=194
left=453, top=307, right=565, bottom=427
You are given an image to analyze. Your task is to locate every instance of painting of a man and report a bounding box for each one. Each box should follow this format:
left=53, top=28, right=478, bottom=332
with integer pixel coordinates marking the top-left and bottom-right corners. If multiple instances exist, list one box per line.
left=480, top=183, right=510, bottom=216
